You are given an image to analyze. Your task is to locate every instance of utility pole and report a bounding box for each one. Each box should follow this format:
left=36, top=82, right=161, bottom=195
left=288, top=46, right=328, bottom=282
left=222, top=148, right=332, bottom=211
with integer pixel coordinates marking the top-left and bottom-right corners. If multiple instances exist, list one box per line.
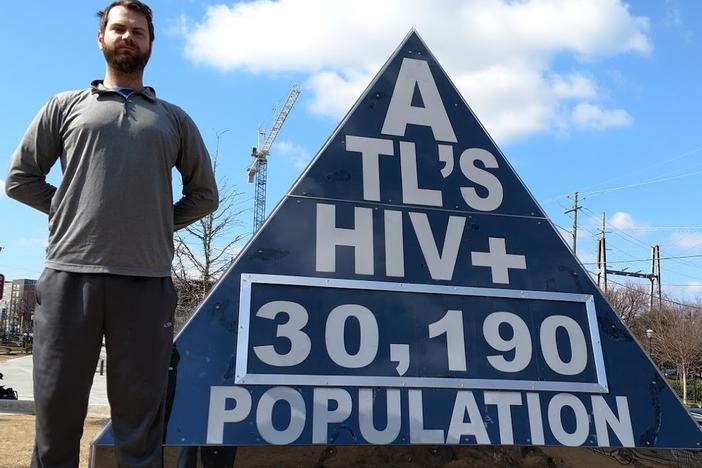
left=650, top=245, right=661, bottom=310
left=596, top=212, right=608, bottom=293
left=595, top=211, right=662, bottom=310
left=564, top=192, right=581, bottom=254
left=605, top=244, right=662, bottom=312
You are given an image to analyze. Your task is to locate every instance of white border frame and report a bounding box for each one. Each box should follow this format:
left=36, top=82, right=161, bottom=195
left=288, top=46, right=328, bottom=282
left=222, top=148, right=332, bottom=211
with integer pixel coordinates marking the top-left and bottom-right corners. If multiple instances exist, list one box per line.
left=236, top=274, right=608, bottom=393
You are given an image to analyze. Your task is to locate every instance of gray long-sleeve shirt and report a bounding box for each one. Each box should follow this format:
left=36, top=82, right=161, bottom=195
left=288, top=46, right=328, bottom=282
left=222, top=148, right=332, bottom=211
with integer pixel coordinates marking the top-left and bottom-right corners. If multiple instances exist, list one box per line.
left=6, top=81, right=219, bottom=277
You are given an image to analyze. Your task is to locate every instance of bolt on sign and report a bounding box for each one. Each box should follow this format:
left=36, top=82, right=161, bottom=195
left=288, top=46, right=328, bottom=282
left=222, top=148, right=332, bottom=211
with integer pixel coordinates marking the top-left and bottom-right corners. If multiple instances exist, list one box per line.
left=95, top=31, right=702, bottom=450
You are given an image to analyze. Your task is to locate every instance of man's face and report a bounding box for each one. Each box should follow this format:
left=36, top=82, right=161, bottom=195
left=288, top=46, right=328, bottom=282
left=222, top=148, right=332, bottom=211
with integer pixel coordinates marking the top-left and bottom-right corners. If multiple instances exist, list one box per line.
left=98, top=5, right=152, bottom=74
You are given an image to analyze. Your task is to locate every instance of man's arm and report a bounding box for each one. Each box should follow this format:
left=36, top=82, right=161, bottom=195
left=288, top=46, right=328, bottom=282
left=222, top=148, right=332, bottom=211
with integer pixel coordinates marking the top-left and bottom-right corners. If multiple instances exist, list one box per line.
left=174, top=113, right=219, bottom=230
left=5, top=97, right=63, bottom=214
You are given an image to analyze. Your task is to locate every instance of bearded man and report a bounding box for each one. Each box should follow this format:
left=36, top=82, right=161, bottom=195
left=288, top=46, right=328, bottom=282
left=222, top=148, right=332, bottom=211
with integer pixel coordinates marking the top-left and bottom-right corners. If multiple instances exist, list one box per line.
left=5, top=1, right=218, bottom=466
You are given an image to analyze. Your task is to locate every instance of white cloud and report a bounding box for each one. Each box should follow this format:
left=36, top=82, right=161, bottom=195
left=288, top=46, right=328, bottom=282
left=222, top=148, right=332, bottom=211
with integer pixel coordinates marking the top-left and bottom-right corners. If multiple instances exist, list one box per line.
left=670, top=232, right=702, bottom=251
left=609, top=212, right=645, bottom=231
left=305, top=69, right=375, bottom=121
left=274, top=140, right=312, bottom=170
left=453, top=65, right=556, bottom=140
left=181, top=0, right=650, bottom=142
left=571, top=102, right=632, bottom=130
left=552, top=73, right=597, bottom=99
left=0, top=179, right=5, bottom=197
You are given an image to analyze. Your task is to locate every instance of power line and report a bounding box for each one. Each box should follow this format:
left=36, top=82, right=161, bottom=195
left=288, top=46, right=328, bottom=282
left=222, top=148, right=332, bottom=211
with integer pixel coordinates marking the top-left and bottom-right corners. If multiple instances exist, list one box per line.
left=540, top=145, right=702, bottom=204
left=528, top=203, right=698, bottom=299
left=579, top=208, right=651, bottom=265
left=554, top=223, right=570, bottom=233
left=609, top=278, right=700, bottom=310
left=616, top=226, right=702, bottom=232
left=580, top=168, right=702, bottom=197
left=670, top=234, right=702, bottom=254
left=579, top=208, right=701, bottom=301
left=582, top=254, right=702, bottom=265
left=578, top=209, right=702, bottom=281
left=578, top=146, right=702, bottom=194
left=586, top=271, right=701, bottom=310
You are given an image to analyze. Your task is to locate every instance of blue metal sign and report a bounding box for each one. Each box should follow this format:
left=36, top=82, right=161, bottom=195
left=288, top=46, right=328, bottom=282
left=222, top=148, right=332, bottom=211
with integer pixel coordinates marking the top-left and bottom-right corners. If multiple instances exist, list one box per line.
left=236, top=274, right=607, bottom=394
left=96, top=30, right=702, bottom=449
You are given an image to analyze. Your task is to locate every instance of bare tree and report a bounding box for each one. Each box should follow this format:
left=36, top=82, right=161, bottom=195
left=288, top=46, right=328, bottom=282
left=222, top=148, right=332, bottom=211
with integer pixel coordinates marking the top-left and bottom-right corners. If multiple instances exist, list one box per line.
left=645, top=303, right=702, bottom=403
left=172, top=130, right=247, bottom=331
left=603, top=283, right=649, bottom=329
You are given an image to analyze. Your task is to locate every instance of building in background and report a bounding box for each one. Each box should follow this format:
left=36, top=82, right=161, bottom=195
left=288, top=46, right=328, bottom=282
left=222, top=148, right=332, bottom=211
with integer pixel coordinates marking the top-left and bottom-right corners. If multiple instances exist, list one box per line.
left=2, top=279, right=36, bottom=337
left=0, top=281, right=12, bottom=338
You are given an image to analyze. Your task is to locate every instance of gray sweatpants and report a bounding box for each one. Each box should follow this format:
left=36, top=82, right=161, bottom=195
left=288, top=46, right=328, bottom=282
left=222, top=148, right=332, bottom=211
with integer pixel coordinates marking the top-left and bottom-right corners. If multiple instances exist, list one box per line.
left=31, top=269, right=177, bottom=468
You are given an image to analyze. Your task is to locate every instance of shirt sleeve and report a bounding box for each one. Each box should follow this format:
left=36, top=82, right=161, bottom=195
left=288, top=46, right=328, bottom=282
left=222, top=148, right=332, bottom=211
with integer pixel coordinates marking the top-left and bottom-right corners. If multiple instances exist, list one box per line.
left=173, top=112, right=219, bottom=230
left=5, top=97, right=63, bottom=214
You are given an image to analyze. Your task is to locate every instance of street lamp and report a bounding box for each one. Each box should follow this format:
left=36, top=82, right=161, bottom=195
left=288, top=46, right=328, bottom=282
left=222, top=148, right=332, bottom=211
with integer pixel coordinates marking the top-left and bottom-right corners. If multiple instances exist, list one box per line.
left=646, top=329, right=653, bottom=355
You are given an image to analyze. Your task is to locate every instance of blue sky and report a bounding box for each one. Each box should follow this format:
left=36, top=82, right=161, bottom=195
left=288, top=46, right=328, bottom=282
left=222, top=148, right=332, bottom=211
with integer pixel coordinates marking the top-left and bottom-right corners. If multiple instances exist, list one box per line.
left=1, top=0, right=701, bottom=302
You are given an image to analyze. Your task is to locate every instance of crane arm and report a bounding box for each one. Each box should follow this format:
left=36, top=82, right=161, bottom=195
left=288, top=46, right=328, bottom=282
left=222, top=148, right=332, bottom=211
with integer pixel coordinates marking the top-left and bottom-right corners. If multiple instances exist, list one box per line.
left=259, top=85, right=301, bottom=154
left=247, top=84, right=301, bottom=232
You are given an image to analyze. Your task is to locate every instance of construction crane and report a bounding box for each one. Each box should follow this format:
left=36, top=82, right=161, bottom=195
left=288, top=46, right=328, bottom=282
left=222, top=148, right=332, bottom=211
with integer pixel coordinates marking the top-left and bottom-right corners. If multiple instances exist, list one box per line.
left=247, top=84, right=301, bottom=232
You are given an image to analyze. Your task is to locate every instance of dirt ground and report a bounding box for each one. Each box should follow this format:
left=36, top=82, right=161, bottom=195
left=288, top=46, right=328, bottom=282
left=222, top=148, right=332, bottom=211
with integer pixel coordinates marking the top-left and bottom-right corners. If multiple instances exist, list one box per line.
left=0, top=349, right=27, bottom=364
left=0, top=350, right=104, bottom=467
left=0, top=414, right=108, bottom=468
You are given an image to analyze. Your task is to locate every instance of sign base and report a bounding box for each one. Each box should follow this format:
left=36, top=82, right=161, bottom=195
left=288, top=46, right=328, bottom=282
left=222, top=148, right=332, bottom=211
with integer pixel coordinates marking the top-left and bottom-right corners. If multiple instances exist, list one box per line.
left=90, top=443, right=702, bottom=467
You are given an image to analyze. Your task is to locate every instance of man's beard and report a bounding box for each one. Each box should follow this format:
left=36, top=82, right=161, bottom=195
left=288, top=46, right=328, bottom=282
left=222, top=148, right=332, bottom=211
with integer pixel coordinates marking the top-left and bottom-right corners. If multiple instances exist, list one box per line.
left=102, top=42, right=151, bottom=74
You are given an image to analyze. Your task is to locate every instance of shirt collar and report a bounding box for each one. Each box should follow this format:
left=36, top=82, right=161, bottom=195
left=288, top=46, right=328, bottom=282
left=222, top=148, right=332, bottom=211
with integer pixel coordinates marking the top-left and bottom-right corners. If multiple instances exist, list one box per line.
left=90, top=80, right=157, bottom=101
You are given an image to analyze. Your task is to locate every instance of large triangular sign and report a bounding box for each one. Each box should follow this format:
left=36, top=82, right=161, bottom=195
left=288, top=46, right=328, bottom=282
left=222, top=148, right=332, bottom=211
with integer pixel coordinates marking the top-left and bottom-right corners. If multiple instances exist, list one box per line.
left=97, top=30, right=702, bottom=450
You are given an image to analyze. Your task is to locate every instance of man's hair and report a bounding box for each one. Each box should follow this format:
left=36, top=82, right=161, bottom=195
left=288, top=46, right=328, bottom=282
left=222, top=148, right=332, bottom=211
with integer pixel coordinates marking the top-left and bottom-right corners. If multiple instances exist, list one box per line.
left=97, top=0, right=155, bottom=43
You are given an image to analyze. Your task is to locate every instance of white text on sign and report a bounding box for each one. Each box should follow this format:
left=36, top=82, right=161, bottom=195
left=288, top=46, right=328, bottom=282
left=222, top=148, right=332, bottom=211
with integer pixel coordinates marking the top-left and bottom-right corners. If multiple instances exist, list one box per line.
left=206, top=387, right=634, bottom=448
left=314, top=58, right=524, bottom=284
left=251, top=302, right=589, bottom=377
left=235, top=275, right=608, bottom=394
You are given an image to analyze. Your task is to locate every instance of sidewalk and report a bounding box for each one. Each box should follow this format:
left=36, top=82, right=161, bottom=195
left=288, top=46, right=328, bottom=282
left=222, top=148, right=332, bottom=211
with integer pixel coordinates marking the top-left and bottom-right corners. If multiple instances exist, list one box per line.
left=0, top=354, right=110, bottom=417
